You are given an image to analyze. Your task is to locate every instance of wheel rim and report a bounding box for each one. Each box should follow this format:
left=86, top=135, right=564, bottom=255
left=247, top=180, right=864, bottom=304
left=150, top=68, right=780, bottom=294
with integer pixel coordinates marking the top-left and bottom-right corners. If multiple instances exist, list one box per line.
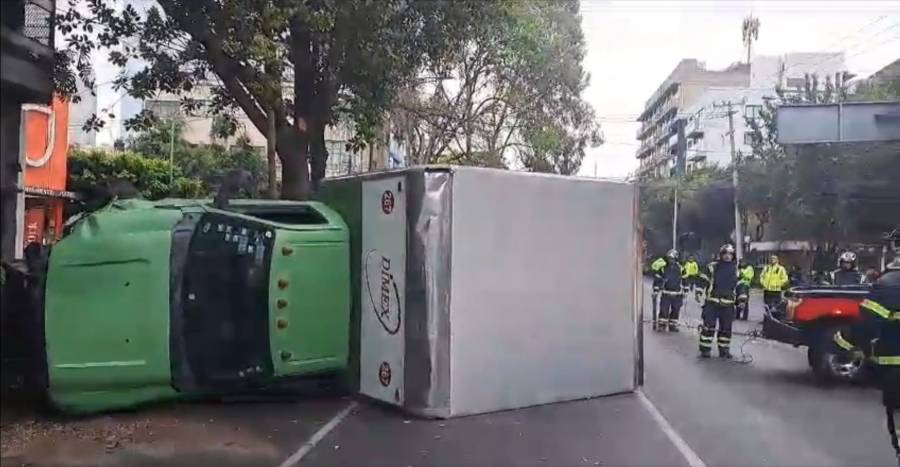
left=826, top=352, right=863, bottom=379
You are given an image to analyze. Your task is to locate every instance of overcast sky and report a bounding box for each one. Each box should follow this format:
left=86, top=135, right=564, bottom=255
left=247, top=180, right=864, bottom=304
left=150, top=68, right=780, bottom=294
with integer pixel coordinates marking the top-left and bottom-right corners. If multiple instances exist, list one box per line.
left=577, top=0, right=900, bottom=179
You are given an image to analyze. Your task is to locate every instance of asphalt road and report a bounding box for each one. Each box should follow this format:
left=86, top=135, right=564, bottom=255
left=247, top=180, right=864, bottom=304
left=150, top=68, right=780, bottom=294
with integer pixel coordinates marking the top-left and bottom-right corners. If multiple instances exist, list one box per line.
left=641, top=280, right=897, bottom=467
left=5, top=282, right=897, bottom=467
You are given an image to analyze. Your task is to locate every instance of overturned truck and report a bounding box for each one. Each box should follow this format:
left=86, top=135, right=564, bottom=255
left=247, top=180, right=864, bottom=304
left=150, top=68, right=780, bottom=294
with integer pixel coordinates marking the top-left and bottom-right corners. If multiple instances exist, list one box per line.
left=10, top=167, right=641, bottom=416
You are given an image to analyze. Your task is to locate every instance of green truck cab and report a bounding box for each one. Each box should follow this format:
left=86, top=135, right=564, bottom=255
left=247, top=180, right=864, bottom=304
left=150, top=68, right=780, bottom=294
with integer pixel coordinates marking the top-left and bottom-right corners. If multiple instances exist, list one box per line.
left=40, top=199, right=350, bottom=413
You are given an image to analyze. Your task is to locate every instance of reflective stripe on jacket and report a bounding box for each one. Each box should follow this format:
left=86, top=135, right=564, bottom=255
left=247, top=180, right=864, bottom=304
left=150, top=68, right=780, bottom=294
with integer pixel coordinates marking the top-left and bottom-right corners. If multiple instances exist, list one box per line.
left=833, top=298, right=900, bottom=367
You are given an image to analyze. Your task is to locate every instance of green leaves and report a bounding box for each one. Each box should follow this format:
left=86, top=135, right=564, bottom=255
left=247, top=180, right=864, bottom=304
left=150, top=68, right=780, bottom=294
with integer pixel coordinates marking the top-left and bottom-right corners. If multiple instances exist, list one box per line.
left=70, top=118, right=265, bottom=201
left=395, top=0, right=597, bottom=174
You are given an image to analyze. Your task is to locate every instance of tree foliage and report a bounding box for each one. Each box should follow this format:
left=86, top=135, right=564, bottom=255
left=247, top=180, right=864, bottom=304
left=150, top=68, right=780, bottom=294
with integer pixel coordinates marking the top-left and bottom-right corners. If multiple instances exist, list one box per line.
left=127, top=118, right=266, bottom=192
left=56, top=0, right=499, bottom=199
left=68, top=149, right=202, bottom=200
left=390, top=0, right=599, bottom=175
left=69, top=119, right=265, bottom=200
left=738, top=75, right=900, bottom=248
left=641, top=70, right=899, bottom=262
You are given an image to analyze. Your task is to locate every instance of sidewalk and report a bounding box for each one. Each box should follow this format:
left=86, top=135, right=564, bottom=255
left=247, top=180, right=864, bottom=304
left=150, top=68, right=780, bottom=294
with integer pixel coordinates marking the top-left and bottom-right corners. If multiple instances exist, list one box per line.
left=1, top=396, right=348, bottom=467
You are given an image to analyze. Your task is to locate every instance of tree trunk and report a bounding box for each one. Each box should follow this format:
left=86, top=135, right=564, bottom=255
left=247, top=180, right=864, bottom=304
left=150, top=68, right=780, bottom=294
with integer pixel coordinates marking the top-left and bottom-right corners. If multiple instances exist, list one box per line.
left=277, top=127, right=311, bottom=200
left=266, top=109, right=278, bottom=199
left=308, top=118, right=328, bottom=192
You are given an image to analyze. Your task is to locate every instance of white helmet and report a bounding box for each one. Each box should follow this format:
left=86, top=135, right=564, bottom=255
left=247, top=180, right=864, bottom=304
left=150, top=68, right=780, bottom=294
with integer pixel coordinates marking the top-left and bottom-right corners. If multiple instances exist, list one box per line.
left=838, top=251, right=857, bottom=266
left=666, top=249, right=679, bottom=260
left=719, top=244, right=736, bottom=260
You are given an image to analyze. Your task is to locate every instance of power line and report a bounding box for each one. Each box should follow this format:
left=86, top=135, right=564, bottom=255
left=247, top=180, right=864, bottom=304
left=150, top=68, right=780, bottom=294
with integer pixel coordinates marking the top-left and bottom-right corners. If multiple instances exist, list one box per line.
left=760, top=18, right=897, bottom=85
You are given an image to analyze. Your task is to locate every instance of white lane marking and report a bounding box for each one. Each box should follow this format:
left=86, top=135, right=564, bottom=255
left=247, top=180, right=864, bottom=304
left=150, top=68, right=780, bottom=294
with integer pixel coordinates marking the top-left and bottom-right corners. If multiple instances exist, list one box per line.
left=638, top=389, right=707, bottom=467
left=277, top=400, right=358, bottom=467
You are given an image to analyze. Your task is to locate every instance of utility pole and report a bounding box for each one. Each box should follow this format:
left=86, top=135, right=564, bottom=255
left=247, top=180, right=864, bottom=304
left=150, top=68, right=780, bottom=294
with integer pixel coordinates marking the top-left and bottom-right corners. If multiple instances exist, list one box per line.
left=717, top=100, right=744, bottom=261
left=168, top=117, right=176, bottom=185
left=672, top=118, right=687, bottom=250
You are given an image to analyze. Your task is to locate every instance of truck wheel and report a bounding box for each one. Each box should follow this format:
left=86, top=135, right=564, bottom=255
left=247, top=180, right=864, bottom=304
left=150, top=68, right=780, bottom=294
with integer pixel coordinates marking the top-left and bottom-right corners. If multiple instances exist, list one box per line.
left=811, top=325, right=867, bottom=384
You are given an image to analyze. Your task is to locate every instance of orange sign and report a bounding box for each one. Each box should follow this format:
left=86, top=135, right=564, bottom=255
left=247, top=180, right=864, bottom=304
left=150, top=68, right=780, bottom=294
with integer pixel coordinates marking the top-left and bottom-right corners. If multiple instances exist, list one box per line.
left=23, top=96, right=69, bottom=192
left=20, top=95, right=70, bottom=250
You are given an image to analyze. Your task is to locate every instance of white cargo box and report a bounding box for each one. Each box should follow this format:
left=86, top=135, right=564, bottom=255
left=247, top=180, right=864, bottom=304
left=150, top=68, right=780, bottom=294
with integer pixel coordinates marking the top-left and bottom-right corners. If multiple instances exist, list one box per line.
left=319, top=166, right=640, bottom=418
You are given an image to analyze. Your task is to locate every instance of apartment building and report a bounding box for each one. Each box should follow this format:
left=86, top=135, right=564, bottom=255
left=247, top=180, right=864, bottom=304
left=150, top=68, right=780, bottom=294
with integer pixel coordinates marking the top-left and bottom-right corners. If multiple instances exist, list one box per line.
left=636, top=53, right=848, bottom=178
left=635, top=59, right=750, bottom=178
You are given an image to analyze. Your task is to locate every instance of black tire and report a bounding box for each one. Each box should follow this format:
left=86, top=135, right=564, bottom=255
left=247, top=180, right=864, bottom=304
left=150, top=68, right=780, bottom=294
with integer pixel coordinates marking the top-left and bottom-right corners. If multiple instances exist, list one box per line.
left=810, top=324, right=868, bottom=384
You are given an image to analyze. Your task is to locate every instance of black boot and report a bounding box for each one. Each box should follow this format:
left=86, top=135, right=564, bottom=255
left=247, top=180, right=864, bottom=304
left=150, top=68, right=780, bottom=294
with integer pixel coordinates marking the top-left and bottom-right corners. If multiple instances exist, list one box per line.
left=699, top=350, right=711, bottom=359
left=719, top=348, right=733, bottom=359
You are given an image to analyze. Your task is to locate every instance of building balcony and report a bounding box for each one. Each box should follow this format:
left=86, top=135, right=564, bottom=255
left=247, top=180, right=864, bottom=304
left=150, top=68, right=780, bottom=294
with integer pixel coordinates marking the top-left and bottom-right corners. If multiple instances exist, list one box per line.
left=1, top=0, right=55, bottom=101
left=638, top=82, right=680, bottom=122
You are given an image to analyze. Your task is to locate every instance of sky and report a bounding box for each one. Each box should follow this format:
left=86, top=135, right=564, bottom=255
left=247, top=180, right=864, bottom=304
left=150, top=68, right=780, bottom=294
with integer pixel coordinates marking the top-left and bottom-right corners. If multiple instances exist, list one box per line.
left=577, top=0, right=900, bottom=179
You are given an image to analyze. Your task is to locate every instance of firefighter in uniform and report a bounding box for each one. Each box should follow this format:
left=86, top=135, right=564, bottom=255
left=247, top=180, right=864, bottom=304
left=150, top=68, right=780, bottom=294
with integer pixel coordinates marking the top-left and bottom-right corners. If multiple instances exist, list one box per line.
left=655, top=250, right=684, bottom=332
left=760, top=254, right=789, bottom=311
left=698, top=244, right=739, bottom=359
left=736, top=259, right=755, bottom=321
left=833, top=255, right=900, bottom=464
left=651, top=256, right=667, bottom=291
left=830, top=251, right=864, bottom=286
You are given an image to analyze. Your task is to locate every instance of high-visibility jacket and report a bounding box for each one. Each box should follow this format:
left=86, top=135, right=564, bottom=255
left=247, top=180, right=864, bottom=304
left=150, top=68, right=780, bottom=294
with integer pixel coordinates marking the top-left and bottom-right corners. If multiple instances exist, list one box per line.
left=739, top=265, right=755, bottom=286
left=682, top=260, right=700, bottom=278
left=760, top=264, right=788, bottom=292
left=650, top=257, right=666, bottom=273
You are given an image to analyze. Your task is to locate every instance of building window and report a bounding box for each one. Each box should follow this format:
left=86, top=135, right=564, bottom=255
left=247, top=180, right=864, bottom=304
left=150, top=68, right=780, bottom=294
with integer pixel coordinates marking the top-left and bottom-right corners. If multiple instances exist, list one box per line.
left=743, top=132, right=756, bottom=146
left=744, top=104, right=761, bottom=120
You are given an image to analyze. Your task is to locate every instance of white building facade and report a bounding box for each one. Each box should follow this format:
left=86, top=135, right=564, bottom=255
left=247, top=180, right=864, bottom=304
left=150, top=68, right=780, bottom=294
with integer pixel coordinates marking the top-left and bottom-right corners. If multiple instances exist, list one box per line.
left=660, top=52, right=849, bottom=174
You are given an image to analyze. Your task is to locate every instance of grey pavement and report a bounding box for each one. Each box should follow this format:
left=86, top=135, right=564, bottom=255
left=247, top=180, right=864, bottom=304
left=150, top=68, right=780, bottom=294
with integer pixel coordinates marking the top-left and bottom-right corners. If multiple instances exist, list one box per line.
left=298, top=393, right=689, bottom=467
left=642, top=281, right=896, bottom=467
left=4, top=282, right=895, bottom=467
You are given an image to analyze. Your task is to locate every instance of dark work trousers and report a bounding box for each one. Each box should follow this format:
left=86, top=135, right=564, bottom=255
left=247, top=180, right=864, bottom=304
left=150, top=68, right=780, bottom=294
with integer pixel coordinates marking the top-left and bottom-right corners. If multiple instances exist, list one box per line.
left=699, top=301, right=734, bottom=354
left=736, top=283, right=751, bottom=320
left=883, top=368, right=900, bottom=461
left=658, top=293, right=683, bottom=329
left=763, top=290, right=783, bottom=311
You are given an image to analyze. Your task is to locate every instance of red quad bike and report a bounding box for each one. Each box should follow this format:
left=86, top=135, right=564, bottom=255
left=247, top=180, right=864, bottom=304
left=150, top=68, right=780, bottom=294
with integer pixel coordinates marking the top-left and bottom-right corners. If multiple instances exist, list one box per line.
left=763, top=285, right=872, bottom=383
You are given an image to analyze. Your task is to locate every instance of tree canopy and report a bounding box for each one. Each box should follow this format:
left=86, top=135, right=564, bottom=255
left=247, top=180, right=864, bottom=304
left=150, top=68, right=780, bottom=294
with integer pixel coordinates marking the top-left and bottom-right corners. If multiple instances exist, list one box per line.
left=392, top=0, right=599, bottom=175
left=56, top=0, right=504, bottom=199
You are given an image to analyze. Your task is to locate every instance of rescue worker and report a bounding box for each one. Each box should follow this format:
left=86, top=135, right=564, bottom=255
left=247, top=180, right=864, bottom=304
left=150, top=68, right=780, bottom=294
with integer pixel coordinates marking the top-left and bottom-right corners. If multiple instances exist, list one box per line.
left=833, top=255, right=899, bottom=464
left=682, top=254, right=701, bottom=293
left=760, top=254, right=789, bottom=311
left=735, top=259, right=755, bottom=321
left=650, top=255, right=667, bottom=293
left=698, top=244, right=739, bottom=359
left=655, top=249, right=684, bottom=332
left=830, top=251, right=864, bottom=286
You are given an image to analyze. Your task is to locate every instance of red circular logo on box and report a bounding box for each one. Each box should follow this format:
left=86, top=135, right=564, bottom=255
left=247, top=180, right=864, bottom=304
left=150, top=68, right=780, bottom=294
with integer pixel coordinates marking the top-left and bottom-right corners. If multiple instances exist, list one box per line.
left=378, top=361, right=392, bottom=387
left=381, top=190, right=395, bottom=214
